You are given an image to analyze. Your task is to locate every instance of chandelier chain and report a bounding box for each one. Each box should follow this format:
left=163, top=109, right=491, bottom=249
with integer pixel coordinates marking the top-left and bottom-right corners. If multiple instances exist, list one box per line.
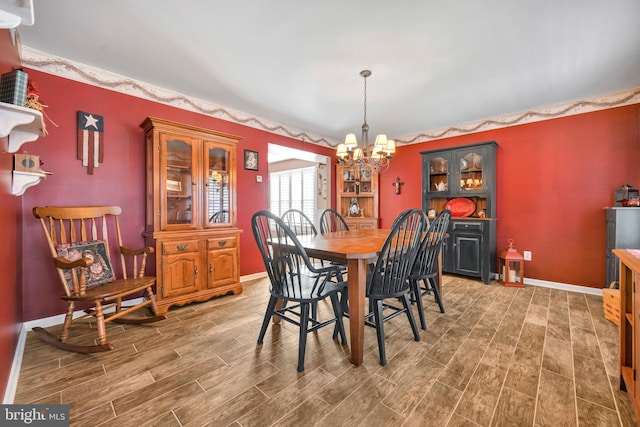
left=336, top=69, right=394, bottom=174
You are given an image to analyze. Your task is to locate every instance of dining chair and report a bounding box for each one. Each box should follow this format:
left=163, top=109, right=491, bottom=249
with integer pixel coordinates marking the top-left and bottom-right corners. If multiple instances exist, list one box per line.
left=283, top=208, right=346, bottom=321
left=409, top=209, right=451, bottom=330
left=281, top=208, right=318, bottom=236
left=252, top=210, right=347, bottom=372
left=366, top=208, right=426, bottom=366
left=318, top=208, right=350, bottom=318
left=319, top=208, right=350, bottom=234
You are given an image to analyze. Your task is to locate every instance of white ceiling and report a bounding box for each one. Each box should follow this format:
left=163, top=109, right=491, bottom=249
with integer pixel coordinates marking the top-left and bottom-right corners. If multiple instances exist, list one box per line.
left=15, top=0, right=640, bottom=146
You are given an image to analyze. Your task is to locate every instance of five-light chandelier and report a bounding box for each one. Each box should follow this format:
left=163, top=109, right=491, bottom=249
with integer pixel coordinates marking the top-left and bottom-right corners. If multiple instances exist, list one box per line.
left=336, top=69, right=395, bottom=174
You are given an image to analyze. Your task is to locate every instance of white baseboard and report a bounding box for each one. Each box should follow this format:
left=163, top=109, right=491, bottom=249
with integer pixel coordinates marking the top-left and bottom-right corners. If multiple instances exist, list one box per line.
left=3, top=323, right=26, bottom=404
left=240, top=272, right=268, bottom=282
left=523, top=277, right=602, bottom=296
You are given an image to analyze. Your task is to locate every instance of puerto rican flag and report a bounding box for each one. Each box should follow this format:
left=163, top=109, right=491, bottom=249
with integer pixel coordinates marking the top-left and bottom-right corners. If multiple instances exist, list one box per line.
left=77, top=111, right=104, bottom=174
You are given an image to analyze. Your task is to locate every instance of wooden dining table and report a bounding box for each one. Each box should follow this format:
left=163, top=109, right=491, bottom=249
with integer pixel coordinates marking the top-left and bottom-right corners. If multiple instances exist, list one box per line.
left=294, top=228, right=442, bottom=366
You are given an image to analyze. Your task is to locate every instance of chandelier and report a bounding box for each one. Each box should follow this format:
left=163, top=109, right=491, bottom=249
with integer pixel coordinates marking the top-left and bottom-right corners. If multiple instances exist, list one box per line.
left=336, top=70, right=395, bottom=174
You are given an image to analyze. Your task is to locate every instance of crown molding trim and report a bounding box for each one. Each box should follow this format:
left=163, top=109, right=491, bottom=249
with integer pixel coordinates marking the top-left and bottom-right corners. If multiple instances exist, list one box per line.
left=22, top=46, right=640, bottom=149
left=397, top=87, right=640, bottom=145
left=20, top=46, right=335, bottom=148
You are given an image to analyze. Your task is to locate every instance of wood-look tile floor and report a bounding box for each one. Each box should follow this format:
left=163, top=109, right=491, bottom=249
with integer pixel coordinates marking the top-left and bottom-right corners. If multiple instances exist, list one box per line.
left=14, top=276, right=638, bottom=427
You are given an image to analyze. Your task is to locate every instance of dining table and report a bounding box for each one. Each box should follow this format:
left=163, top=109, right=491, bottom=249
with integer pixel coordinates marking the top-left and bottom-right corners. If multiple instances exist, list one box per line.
left=293, top=227, right=443, bottom=366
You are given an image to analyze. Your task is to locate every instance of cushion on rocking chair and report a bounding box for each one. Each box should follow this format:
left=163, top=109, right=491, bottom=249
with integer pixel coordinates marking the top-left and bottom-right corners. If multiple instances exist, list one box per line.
left=56, top=240, right=115, bottom=290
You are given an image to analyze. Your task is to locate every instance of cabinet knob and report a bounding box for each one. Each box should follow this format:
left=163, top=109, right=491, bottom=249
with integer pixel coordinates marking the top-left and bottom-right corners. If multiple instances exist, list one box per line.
left=177, top=244, right=187, bottom=251
left=218, top=240, right=227, bottom=246
left=209, top=264, right=213, bottom=273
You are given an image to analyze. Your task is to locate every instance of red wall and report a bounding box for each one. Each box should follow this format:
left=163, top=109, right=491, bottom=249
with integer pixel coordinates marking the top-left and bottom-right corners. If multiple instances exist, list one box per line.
left=13, top=69, right=640, bottom=324
left=19, top=69, right=336, bottom=321
left=378, top=105, right=640, bottom=287
left=0, top=29, right=24, bottom=400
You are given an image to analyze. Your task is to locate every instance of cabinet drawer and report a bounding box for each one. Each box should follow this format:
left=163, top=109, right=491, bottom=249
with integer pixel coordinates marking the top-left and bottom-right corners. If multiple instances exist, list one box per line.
left=162, top=240, right=200, bottom=255
left=452, top=221, right=483, bottom=231
left=207, top=236, right=237, bottom=250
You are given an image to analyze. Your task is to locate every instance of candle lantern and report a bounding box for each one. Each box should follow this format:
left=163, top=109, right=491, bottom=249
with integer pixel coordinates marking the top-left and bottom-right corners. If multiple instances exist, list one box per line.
left=498, top=238, right=525, bottom=287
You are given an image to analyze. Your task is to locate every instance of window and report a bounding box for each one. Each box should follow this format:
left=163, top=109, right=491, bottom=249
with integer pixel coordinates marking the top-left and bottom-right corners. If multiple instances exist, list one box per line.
left=270, top=166, right=317, bottom=220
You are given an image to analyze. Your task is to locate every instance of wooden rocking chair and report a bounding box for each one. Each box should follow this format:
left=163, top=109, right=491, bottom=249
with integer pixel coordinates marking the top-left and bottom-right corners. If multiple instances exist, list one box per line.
left=32, top=206, right=166, bottom=353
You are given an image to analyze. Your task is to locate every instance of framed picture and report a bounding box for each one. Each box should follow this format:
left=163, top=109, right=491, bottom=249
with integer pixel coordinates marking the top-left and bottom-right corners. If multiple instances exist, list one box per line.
left=244, top=150, right=258, bottom=171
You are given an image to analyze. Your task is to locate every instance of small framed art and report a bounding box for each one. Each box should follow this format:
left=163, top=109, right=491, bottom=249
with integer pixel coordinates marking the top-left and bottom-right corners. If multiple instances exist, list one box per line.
left=244, top=150, right=258, bottom=171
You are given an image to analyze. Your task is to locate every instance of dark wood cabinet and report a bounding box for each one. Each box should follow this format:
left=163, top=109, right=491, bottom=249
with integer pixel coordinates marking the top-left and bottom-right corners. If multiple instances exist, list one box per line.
left=606, top=207, right=640, bottom=286
left=421, top=141, right=498, bottom=284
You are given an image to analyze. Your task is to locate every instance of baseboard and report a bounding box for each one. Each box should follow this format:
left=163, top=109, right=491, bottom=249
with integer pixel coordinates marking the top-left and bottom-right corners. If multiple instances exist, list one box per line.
left=3, top=323, right=26, bottom=404
left=487, top=273, right=602, bottom=296
left=240, top=272, right=268, bottom=282
left=523, top=277, right=602, bottom=296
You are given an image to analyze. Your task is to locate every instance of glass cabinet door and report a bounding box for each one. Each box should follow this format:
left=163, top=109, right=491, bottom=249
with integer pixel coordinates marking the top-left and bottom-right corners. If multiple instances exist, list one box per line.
left=162, top=134, right=195, bottom=228
left=205, top=142, right=232, bottom=226
left=457, top=149, right=486, bottom=193
left=427, top=154, right=450, bottom=193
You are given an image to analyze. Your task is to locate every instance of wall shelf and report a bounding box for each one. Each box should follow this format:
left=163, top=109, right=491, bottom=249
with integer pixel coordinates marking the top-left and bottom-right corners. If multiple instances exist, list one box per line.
left=0, top=101, right=45, bottom=152
left=11, top=170, right=47, bottom=196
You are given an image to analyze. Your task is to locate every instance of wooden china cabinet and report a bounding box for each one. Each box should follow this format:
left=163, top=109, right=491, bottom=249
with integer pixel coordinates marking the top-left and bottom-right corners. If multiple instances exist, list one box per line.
left=141, top=117, right=242, bottom=314
left=336, top=165, right=379, bottom=229
left=421, top=141, right=498, bottom=284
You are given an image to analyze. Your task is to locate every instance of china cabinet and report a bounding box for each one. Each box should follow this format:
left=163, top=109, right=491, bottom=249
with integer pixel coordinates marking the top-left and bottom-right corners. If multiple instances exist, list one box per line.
left=421, top=141, right=498, bottom=284
left=141, top=117, right=242, bottom=314
left=615, top=249, right=640, bottom=420
left=336, top=165, right=379, bottom=229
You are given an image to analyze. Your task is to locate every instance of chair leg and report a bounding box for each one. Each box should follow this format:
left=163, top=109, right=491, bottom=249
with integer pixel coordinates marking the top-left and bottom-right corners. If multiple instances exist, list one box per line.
left=297, top=303, right=310, bottom=372
left=411, top=279, right=427, bottom=330
left=400, top=294, right=421, bottom=342
left=257, top=296, right=279, bottom=345
left=340, top=290, right=349, bottom=316
left=94, top=301, right=108, bottom=346
left=61, top=301, right=75, bottom=342
left=330, top=293, right=347, bottom=345
left=429, top=278, right=445, bottom=313
left=311, top=301, right=318, bottom=321
left=372, top=299, right=387, bottom=366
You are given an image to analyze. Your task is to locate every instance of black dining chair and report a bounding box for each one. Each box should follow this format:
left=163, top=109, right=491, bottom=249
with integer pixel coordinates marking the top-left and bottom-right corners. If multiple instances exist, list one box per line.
left=319, top=208, right=350, bottom=318
left=281, top=208, right=318, bottom=236
left=319, top=208, right=350, bottom=234
left=408, top=209, right=451, bottom=330
left=366, top=208, right=426, bottom=366
left=252, top=210, right=347, bottom=372
left=283, top=208, right=346, bottom=322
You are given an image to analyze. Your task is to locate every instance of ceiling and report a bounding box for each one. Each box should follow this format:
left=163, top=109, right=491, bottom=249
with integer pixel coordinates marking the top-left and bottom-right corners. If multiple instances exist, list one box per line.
left=14, top=0, right=640, bottom=147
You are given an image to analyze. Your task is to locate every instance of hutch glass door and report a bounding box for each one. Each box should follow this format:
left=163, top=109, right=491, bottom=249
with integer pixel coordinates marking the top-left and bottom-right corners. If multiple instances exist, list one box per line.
left=206, top=144, right=231, bottom=225
left=164, top=137, right=194, bottom=228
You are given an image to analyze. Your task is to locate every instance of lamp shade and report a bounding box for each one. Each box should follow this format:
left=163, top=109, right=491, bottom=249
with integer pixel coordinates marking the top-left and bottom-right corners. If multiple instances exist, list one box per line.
left=344, top=133, right=358, bottom=148
left=374, top=134, right=388, bottom=147
left=384, top=140, right=396, bottom=154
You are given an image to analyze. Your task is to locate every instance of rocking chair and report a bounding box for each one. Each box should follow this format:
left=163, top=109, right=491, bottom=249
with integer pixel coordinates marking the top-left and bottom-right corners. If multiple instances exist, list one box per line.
left=32, top=206, right=166, bottom=353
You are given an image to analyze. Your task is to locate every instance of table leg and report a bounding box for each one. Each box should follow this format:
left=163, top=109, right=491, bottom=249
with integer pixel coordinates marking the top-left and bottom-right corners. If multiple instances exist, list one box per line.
left=347, top=258, right=367, bottom=366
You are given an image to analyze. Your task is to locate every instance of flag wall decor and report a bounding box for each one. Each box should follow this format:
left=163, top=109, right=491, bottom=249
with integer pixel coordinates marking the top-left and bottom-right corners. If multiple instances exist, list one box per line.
left=77, top=111, right=104, bottom=174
